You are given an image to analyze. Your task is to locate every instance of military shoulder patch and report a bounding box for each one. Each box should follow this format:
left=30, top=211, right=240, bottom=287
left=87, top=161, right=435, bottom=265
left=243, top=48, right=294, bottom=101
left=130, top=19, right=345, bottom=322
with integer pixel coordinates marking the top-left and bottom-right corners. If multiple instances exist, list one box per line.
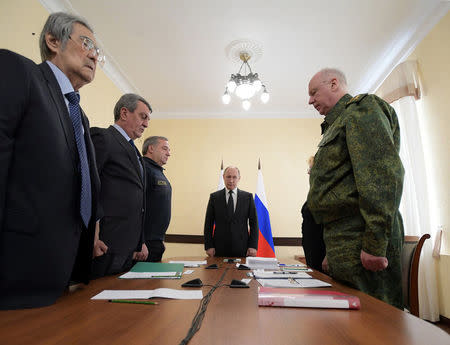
left=157, top=180, right=167, bottom=186
left=346, top=93, right=368, bottom=107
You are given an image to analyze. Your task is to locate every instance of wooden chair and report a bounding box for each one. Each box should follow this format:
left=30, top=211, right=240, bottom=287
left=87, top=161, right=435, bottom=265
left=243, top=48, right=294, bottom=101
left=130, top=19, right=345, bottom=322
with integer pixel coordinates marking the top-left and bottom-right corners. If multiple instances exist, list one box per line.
left=402, top=234, right=430, bottom=317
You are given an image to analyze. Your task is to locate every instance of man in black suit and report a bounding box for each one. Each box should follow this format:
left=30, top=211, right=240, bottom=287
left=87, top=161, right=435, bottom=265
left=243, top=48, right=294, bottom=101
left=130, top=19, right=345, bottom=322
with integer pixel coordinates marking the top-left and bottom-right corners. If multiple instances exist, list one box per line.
left=90, top=93, right=151, bottom=278
left=0, top=12, right=103, bottom=309
left=204, top=166, right=258, bottom=257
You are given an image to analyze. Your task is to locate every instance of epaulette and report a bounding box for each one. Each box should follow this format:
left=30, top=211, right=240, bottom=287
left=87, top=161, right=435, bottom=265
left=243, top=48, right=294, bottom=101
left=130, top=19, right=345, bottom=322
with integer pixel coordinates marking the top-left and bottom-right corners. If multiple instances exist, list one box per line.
left=346, top=93, right=368, bottom=107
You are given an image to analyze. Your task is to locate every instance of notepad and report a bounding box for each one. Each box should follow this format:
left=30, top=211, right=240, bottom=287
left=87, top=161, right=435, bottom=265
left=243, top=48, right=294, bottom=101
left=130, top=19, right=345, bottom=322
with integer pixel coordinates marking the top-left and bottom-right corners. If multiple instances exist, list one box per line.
left=119, top=262, right=184, bottom=279
left=258, top=287, right=360, bottom=309
left=91, top=288, right=203, bottom=300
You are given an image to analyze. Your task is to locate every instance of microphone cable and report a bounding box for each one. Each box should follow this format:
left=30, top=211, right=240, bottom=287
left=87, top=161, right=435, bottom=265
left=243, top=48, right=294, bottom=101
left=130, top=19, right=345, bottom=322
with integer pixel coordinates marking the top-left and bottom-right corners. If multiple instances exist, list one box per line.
left=178, top=267, right=229, bottom=345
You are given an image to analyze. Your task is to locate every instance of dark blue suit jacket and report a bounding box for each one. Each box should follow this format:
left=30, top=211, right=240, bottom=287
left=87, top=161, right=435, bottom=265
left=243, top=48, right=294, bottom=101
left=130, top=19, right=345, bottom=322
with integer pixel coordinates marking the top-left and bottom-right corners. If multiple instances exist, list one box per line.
left=0, top=50, right=100, bottom=309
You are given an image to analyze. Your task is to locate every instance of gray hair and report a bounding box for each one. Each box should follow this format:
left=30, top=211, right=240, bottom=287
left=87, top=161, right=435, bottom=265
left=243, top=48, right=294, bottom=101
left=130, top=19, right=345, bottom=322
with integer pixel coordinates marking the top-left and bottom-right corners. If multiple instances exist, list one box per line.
left=223, top=166, right=240, bottom=177
left=319, top=68, right=348, bottom=88
left=39, top=12, right=94, bottom=62
left=113, top=93, right=152, bottom=122
left=142, top=136, right=168, bottom=155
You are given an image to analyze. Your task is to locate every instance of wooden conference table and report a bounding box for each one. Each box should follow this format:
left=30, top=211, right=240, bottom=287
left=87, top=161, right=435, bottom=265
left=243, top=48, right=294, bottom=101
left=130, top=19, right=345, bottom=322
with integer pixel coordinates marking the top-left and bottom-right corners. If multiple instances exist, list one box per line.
left=0, top=256, right=448, bottom=345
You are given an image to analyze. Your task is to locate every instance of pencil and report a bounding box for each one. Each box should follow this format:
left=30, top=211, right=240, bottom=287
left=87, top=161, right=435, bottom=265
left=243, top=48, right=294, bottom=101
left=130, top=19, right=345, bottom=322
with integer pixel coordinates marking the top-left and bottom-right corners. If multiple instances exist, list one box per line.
left=109, top=299, right=158, bottom=305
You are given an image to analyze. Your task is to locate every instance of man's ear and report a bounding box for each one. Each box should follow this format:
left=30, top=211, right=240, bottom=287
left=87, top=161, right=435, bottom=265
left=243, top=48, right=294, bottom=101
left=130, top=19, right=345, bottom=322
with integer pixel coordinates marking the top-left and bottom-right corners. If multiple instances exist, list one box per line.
left=120, top=107, right=128, bottom=120
left=330, top=77, right=339, bottom=91
left=45, top=33, right=61, bottom=55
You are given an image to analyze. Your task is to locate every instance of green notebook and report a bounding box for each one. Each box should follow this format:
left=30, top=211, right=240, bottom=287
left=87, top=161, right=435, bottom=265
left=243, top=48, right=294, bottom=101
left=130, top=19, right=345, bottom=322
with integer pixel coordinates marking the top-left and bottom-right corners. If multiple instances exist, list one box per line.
left=119, top=262, right=184, bottom=279
left=130, top=262, right=184, bottom=273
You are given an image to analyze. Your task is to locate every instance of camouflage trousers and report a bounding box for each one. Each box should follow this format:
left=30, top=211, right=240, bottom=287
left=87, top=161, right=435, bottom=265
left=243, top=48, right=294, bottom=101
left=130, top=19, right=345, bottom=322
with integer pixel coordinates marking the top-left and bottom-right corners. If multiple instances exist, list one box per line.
left=323, top=213, right=404, bottom=309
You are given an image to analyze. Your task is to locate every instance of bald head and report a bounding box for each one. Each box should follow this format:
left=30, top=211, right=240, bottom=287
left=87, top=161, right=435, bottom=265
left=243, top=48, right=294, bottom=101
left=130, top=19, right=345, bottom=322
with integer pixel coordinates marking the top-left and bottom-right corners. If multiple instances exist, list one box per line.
left=308, top=68, right=348, bottom=115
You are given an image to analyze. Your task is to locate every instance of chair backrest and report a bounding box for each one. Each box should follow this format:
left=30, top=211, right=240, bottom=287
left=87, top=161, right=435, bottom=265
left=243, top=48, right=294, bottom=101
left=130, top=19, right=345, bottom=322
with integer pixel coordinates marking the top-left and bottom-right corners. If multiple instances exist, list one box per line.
left=401, top=234, right=430, bottom=317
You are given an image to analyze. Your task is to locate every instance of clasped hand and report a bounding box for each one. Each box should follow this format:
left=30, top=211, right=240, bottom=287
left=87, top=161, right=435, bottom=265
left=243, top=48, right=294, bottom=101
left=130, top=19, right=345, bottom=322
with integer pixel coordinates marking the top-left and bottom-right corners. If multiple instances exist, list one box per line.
left=360, top=250, right=388, bottom=272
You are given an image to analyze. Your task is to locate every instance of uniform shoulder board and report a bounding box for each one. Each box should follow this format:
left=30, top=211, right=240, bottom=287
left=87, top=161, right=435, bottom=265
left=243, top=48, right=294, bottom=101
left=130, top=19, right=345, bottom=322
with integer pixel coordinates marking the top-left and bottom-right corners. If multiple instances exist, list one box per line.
left=346, top=93, right=368, bottom=107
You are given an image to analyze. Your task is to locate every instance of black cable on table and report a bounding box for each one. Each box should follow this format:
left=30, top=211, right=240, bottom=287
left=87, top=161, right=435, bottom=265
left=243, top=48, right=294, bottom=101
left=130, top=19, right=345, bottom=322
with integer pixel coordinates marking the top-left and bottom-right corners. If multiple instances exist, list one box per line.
left=178, top=267, right=229, bottom=345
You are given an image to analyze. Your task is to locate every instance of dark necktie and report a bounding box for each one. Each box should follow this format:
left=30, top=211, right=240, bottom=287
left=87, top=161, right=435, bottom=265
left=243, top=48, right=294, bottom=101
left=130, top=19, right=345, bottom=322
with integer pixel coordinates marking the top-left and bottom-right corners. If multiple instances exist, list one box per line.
left=129, top=139, right=143, bottom=178
left=65, top=92, right=92, bottom=228
left=227, top=190, right=234, bottom=217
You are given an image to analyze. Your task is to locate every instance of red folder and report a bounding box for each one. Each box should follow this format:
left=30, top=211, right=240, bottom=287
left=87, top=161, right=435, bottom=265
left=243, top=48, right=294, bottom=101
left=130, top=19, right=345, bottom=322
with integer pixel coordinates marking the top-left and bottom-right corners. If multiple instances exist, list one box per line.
left=258, top=287, right=360, bottom=310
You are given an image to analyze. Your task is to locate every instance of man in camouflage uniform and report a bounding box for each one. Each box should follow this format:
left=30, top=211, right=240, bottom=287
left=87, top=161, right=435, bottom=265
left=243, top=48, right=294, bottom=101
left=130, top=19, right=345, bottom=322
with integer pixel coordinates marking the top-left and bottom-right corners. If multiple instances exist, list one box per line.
left=306, top=68, right=404, bottom=309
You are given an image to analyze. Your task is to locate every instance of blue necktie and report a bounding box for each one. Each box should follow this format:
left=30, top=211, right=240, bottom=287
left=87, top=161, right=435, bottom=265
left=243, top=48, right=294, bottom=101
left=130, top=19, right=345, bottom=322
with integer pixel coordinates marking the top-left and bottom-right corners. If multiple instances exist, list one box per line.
left=65, top=92, right=92, bottom=228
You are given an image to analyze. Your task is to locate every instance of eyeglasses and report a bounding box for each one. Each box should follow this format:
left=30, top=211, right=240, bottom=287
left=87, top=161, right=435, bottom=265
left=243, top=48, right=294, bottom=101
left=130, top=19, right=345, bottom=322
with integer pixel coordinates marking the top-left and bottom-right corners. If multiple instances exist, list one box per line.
left=69, top=35, right=106, bottom=67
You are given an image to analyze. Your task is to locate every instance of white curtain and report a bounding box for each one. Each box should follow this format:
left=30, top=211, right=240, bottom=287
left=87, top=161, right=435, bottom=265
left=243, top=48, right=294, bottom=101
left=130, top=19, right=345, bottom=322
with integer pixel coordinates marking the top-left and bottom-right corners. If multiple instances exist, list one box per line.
left=391, top=97, right=440, bottom=321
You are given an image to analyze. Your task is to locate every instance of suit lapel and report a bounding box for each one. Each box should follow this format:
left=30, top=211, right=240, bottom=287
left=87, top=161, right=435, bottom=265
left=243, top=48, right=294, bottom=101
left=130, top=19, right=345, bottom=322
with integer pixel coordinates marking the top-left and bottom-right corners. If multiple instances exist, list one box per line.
left=39, top=62, right=78, bottom=169
left=81, top=109, right=100, bottom=192
left=234, top=189, right=243, bottom=219
left=219, top=188, right=227, bottom=209
left=109, top=126, right=143, bottom=186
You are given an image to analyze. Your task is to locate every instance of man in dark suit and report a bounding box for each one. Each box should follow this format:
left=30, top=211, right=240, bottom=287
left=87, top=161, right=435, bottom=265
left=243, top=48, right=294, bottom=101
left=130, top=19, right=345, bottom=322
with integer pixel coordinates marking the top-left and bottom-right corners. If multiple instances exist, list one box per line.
left=0, top=12, right=103, bottom=309
left=204, top=166, right=258, bottom=257
left=90, top=93, right=152, bottom=278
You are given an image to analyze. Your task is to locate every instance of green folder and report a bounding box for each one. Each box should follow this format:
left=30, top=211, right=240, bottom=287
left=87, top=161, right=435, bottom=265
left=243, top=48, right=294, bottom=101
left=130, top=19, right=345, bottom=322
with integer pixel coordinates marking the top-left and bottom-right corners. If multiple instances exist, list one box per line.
left=120, top=262, right=184, bottom=279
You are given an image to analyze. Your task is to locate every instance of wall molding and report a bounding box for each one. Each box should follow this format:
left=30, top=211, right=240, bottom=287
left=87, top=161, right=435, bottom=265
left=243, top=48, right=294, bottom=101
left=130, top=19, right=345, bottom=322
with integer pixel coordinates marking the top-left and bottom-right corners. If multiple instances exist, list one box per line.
left=165, top=234, right=302, bottom=246
left=358, top=1, right=450, bottom=94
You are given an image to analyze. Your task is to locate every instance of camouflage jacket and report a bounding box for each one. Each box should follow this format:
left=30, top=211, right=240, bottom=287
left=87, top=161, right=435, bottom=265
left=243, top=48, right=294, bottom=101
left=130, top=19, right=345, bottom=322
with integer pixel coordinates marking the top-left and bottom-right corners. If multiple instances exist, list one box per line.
left=307, top=93, right=404, bottom=256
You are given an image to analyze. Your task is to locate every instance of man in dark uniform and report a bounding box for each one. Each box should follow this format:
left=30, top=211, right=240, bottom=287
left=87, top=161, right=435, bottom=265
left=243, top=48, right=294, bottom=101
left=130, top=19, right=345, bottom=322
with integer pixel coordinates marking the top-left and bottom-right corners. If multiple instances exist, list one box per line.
left=142, top=136, right=172, bottom=262
left=307, top=68, right=404, bottom=308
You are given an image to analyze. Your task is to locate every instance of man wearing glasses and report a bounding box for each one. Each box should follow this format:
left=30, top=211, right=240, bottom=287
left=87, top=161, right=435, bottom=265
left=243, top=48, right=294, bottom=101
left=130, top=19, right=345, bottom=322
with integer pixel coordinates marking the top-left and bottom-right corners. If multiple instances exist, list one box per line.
left=0, top=12, right=104, bottom=309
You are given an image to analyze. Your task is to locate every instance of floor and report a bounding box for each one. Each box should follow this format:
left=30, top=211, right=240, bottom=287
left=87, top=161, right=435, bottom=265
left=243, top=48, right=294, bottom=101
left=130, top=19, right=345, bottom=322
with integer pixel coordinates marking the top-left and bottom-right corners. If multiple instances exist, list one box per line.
left=434, top=320, right=450, bottom=334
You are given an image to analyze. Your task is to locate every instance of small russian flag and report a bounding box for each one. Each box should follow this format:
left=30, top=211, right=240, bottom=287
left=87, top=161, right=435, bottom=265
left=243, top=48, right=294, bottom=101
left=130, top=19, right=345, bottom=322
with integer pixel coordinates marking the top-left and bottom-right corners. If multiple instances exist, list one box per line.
left=255, top=160, right=276, bottom=258
left=213, top=160, right=224, bottom=236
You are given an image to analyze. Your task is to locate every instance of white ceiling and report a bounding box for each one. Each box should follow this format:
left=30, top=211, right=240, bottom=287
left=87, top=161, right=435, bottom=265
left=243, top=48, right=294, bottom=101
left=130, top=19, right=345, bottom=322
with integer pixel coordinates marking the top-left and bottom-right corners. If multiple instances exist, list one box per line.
left=41, top=0, right=449, bottom=118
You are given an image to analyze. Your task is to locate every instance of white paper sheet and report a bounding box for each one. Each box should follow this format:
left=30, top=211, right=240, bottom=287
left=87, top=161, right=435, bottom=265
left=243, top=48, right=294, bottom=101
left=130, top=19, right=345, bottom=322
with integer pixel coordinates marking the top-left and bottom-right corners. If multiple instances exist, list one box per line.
left=281, top=268, right=313, bottom=272
left=246, top=257, right=279, bottom=270
left=256, top=278, right=331, bottom=288
left=253, top=270, right=312, bottom=279
left=168, top=260, right=207, bottom=267
left=293, top=279, right=332, bottom=288
left=119, top=272, right=178, bottom=279
left=257, top=279, right=299, bottom=288
left=278, top=263, right=307, bottom=268
left=91, top=288, right=203, bottom=300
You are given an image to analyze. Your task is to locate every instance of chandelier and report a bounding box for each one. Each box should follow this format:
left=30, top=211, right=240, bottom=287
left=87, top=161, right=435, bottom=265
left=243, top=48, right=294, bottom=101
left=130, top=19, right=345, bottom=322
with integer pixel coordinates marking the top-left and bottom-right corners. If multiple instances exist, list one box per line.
left=222, top=52, right=269, bottom=111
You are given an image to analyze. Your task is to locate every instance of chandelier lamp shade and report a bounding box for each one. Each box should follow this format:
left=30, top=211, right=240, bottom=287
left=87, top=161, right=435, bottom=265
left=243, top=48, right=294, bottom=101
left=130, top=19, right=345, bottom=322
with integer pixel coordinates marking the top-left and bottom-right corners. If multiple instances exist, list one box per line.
left=222, top=52, right=269, bottom=110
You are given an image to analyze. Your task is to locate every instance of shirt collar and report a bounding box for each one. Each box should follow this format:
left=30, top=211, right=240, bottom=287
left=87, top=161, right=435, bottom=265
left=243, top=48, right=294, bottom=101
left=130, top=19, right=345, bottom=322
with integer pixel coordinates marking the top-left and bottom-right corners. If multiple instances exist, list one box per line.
left=322, top=94, right=353, bottom=131
left=225, top=187, right=238, bottom=195
left=46, top=61, right=75, bottom=96
left=113, top=123, right=131, bottom=142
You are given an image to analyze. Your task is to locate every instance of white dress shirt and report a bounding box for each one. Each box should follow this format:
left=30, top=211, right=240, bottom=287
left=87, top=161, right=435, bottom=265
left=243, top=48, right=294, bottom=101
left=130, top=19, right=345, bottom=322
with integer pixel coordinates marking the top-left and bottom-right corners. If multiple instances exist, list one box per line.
left=225, top=187, right=238, bottom=212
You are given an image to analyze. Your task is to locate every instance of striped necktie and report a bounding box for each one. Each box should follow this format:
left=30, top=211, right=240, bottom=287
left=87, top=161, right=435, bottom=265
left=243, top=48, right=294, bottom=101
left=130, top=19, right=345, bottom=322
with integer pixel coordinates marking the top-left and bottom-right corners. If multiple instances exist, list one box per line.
left=65, top=91, right=92, bottom=228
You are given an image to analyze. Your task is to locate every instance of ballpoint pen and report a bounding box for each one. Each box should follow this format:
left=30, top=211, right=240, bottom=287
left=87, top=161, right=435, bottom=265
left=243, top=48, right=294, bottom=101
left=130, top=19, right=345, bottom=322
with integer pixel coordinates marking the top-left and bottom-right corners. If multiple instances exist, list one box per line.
left=109, top=299, right=158, bottom=305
